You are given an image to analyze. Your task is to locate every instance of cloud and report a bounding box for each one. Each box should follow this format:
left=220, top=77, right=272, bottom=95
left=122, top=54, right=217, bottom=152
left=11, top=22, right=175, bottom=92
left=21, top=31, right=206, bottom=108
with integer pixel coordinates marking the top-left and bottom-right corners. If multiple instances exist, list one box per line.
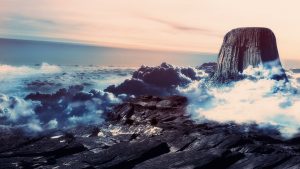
left=0, top=63, right=61, bottom=80
left=0, top=93, right=42, bottom=133
left=141, top=16, right=221, bottom=37
left=0, top=15, right=58, bottom=35
left=25, top=85, right=123, bottom=128
left=0, top=84, right=125, bottom=133
left=10, top=15, right=57, bottom=25
left=0, top=14, right=83, bottom=42
left=0, top=62, right=135, bottom=134
left=1, top=61, right=300, bottom=138
left=178, top=65, right=300, bottom=138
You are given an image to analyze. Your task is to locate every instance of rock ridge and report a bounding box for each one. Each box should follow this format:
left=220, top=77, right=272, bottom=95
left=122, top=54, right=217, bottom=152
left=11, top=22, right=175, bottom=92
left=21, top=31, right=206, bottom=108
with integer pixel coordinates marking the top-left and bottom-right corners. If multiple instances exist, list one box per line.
left=1, top=95, right=300, bottom=168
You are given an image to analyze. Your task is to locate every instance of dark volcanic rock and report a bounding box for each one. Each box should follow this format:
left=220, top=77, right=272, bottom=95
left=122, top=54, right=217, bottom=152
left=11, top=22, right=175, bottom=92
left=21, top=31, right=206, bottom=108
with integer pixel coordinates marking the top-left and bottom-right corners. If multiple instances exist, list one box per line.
left=84, top=139, right=170, bottom=168
left=212, top=27, right=287, bottom=83
left=105, top=62, right=201, bottom=96
left=228, top=154, right=290, bottom=169
left=2, top=95, right=300, bottom=168
left=197, top=62, right=217, bottom=76
left=134, top=149, right=243, bottom=169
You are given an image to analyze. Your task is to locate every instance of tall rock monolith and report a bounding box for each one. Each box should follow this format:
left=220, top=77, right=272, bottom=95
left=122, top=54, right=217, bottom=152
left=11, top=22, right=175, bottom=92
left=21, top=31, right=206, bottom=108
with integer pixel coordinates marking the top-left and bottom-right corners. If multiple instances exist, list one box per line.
left=212, top=27, right=287, bottom=83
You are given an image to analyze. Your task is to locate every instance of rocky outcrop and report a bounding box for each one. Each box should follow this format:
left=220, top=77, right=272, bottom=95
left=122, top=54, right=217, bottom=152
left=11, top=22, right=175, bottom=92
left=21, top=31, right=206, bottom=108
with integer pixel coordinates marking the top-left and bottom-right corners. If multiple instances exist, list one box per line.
left=105, top=62, right=201, bottom=96
left=212, top=27, right=287, bottom=83
left=1, top=95, right=300, bottom=168
left=197, top=62, right=217, bottom=76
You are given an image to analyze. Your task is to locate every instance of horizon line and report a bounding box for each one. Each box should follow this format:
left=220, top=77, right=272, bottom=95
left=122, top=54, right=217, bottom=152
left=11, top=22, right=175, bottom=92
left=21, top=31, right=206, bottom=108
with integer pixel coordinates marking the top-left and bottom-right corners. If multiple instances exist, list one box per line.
left=0, top=36, right=217, bottom=55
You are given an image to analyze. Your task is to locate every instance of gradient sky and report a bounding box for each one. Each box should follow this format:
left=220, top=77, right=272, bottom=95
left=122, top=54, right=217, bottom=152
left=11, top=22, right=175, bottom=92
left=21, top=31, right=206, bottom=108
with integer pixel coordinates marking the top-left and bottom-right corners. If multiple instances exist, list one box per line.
left=1, top=0, right=300, bottom=61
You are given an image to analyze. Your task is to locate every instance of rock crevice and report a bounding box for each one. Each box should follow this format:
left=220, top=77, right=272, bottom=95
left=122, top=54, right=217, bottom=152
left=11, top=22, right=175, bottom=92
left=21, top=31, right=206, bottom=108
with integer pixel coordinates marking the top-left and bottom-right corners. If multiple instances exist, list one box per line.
left=1, top=95, right=300, bottom=168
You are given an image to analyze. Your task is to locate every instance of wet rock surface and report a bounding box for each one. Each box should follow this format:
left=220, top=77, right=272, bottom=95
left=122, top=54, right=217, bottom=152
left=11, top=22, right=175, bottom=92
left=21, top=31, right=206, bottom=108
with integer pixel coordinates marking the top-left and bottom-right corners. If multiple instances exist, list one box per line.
left=1, top=95, right=300, bottom=168
left=212, top=27, right=287, bottom=83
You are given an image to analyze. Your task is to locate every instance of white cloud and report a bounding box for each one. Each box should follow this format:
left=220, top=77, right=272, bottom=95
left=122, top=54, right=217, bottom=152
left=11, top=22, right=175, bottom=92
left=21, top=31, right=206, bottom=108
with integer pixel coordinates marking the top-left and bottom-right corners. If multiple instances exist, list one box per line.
left=178, top=66, right=300, bottom=137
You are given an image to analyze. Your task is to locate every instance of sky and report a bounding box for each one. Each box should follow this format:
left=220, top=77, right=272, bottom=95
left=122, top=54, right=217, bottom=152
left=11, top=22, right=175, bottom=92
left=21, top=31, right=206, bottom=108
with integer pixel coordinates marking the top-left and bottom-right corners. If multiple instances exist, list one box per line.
left=0, top=0, right=300, bottom=62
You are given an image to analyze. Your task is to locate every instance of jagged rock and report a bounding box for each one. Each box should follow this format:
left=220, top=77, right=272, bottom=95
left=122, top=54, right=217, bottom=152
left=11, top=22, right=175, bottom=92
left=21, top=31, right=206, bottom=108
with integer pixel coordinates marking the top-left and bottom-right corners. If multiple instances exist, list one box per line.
left=274, top=156, right=300, bottom=169
left=2, top=95, right=300, bottom=168
left=228, top=153, right=290, bottom=169
left=197, top=62, right=218, bottom=76
left=108, top=95, right=188, bottom=128
left=212, top=27, right=287, bottom=83
left=83, top=139, right=170, bottom=169
left=105, top=62, right=201, bottom=96
left=133, top=149, right=243, bottom=169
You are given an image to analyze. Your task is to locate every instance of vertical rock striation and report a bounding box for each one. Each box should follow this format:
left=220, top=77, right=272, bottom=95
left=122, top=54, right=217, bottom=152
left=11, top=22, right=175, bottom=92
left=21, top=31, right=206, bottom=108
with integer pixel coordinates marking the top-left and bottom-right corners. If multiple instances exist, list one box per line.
left=212, top=27, right=287, bottom=83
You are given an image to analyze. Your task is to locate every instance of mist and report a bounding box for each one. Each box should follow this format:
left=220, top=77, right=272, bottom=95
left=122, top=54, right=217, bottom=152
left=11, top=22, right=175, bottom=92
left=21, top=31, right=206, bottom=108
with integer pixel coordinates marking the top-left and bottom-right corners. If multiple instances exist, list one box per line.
left=178, top=65, right=300, bottom=137
left=1, top=61, right=300, bottom=138
left=0, top=63, right=133, bottom=134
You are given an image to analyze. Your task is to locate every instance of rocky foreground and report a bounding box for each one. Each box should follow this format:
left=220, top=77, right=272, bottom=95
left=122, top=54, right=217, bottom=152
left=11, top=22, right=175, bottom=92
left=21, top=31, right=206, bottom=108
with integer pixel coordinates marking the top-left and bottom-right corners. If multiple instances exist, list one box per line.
left=1, top=95, right=300, bottom=169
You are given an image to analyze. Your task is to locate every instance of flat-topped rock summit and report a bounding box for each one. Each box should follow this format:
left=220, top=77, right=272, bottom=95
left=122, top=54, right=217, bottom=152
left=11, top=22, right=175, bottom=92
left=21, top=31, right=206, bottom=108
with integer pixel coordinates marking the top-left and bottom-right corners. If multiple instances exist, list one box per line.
left=212, top=27, right=287, bottom=82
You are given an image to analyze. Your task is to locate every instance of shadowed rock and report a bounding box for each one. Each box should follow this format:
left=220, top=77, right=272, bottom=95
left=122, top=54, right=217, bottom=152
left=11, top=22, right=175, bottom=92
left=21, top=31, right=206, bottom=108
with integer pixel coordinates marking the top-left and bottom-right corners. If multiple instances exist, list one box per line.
left=2, top=95, right=300, bottom=168
left=105, top=62, right=202, bottom=96
left=212, top=27, right=287, bottom=83
left=197, top=62, right=217, bottom=77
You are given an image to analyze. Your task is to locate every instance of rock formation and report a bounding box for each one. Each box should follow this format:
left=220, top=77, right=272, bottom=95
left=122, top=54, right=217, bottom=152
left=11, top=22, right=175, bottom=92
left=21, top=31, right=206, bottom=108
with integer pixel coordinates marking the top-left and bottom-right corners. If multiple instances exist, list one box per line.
left=196, top=62, right=217, bottom=76
left=105, top=62, right=201, bottom=96
left=212, top=27, right=287, bottom=83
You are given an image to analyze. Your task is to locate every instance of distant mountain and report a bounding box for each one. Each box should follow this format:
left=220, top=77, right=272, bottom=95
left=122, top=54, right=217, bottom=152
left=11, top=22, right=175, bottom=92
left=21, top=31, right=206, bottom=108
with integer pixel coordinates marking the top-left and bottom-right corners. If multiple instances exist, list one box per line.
left=292, top=69, right=300, bottom=73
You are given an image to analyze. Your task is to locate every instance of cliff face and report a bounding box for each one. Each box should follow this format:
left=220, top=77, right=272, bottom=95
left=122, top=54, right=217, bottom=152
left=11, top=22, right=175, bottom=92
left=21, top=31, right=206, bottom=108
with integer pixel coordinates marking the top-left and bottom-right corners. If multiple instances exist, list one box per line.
left=212, top=27, right=287, bottom=83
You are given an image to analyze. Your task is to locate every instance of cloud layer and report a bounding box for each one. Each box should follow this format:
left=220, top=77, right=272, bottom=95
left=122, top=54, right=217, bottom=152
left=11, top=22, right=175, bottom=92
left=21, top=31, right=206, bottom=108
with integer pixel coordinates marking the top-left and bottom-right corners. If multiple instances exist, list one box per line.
left=1, top=62, right=300, bottom=138
left=0, top=63, right=132, bottom=133
left=0, top=85, right=124, bottom=133
left=179, top=65, right=300, bottom=137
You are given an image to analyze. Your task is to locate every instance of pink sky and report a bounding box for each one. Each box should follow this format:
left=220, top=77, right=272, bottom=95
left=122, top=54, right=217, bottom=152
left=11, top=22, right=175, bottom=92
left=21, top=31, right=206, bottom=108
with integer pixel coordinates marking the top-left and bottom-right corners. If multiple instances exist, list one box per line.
left=1, top=0, right=300, bottom=61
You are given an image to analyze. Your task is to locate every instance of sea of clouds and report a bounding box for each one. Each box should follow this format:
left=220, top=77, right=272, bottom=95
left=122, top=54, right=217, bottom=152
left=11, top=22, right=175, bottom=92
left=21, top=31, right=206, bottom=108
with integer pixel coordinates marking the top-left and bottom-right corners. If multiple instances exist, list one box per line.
left=0, top=63, right=133, bottom=133
left=1, top=62, right=300, bottom=137
left=178, top=65, right=300, bottom=137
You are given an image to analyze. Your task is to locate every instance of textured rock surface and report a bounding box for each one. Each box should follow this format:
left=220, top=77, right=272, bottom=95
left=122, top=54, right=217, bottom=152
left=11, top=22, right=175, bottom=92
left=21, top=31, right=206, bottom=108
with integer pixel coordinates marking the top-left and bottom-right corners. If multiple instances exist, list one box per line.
left=196, top=62, right=217, bottom=77
left=212, top=27, right=287, bottom=82
left=1, top=95, right=300, bottom=168
left=105, top=63, right=202, bottom=96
